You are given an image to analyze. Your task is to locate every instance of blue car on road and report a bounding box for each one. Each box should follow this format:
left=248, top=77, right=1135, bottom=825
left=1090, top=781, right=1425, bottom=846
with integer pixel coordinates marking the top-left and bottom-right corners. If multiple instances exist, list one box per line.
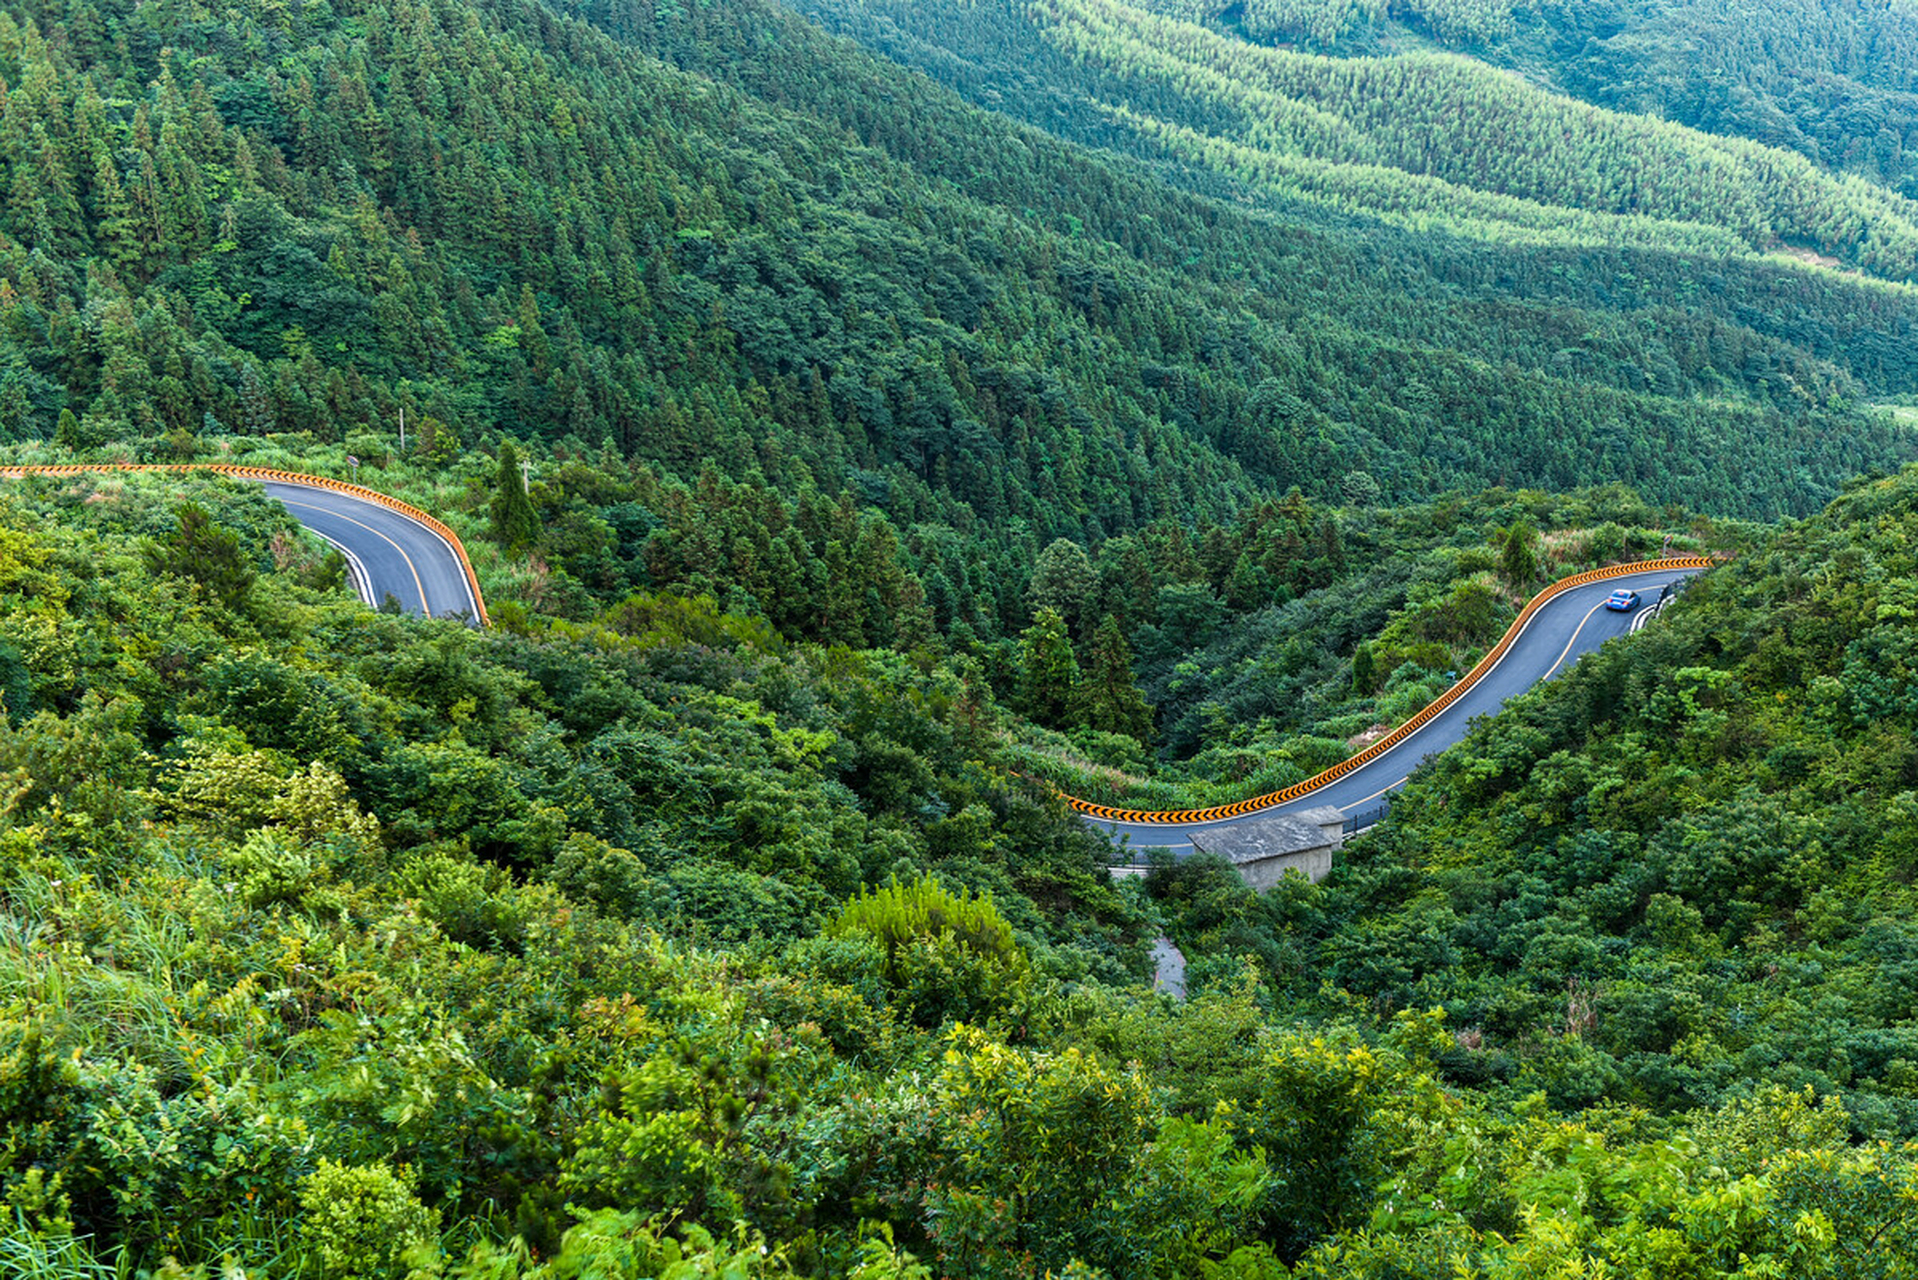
left=1604, top=588, right=1641, bottom=611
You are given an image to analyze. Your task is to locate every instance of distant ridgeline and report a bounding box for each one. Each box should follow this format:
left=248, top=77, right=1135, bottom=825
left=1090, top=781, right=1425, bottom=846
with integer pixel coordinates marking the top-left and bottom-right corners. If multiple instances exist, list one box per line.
left=779, top=0, right=1918, bottom=461
left=1208, top=0, right=1918, bottom=202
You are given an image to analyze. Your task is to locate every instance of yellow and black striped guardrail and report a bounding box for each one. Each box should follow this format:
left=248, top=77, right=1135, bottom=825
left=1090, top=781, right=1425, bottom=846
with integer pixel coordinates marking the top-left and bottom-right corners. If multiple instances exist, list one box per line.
left=1067, top=556, right=1715, bottom=826
left=0, top=462, right=491, bottom=626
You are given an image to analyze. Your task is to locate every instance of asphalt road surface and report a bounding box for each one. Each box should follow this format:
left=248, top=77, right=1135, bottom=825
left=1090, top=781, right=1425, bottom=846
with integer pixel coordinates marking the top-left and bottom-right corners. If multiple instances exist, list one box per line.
left=262, top=481, right=481, bottom=624
left=1091, top=565, right=1702, bottom=858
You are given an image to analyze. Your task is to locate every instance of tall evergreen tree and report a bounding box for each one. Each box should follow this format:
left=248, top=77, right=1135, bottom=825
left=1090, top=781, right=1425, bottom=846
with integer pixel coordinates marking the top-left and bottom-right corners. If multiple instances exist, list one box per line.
left=1028, top=537, right=1097, bottom=632
left=143, top=501, right=256, bottom=612
left=1073, top=615, right=1153, bottom=743
left=1351, top=639, right=1378, bottom=695
left=1499, top=517, right=1540, bottom=589
left=1017, top=606, right=1080, bottom=727
left=491, top=440, right=538, bottom=554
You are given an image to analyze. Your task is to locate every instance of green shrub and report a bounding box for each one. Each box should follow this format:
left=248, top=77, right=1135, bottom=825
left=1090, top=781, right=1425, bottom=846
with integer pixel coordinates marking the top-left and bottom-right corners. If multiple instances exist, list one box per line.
left=222, top=828, right=322, bottom=910
left=396, top=852, right=533, bottom=953
left=299, top=1159, right=439, bottom=1280
left=826, top=876, right=1030, bottom=1028
left=0, top=1019, right=81, bottom=1197
left=543, top=832, right=655, bottom=918
left=450, top=1209, right=937, bottom=1280
left=658, top=862, right=820, bottom=942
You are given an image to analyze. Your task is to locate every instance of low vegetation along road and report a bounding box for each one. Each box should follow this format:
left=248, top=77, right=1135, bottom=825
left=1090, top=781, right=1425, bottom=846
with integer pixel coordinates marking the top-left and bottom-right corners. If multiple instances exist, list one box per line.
left=1081, top=561, right=1710, bottom=858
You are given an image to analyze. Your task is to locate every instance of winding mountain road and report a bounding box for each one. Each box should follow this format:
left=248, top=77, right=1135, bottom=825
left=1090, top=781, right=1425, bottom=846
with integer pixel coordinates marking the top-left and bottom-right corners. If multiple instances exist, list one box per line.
left=1083, top=561, right=1708, bottom=858
left=218, top=485, right=1707, bottom=850
left=261, top=480, right=481, bottom=622
left=11, top=465, right=1704, bottom=850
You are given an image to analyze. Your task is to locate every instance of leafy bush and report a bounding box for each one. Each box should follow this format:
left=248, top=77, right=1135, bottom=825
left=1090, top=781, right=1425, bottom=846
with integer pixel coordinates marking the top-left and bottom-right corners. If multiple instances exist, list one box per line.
left=827, top=876, right=1031, bottom=1027
left=449, top=1209, right=931, bottom=1279
left=299, top=1159, right=440, bottom=1280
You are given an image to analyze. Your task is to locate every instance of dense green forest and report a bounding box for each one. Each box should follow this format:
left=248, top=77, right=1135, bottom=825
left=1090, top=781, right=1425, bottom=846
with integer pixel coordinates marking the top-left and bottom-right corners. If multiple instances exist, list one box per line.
left=1512, top=0, right=1918, bottom=197
left=8, top=403, right=1918, bottom=1279
left=8, top=0, right=1918, bottom=1270
left=848, top=0, right=1918, bottom=278
left=0, top=0, right=1895, bottom=800
left=0, top=0, right=1912, bottom=537
left=791, top=0, right=1918, bottom=386
left=1038, top=0, right=1918, bottom=275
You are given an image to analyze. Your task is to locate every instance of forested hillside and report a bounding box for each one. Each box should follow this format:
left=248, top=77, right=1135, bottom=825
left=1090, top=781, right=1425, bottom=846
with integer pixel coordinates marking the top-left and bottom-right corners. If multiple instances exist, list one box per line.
left=8, top=0, right=1918, bottom=1271
left=0, top=0, right=1911, bottom=538
left=1044, top=0, right=1918, bottom=276
left=1140, top=460, right=1918, bottom=1273
left=7, top=410, right=1918, bottom=1280
left=2, top=0, right=1905, bottom=809
left=793, top=0, right=1918, bottom=386
left=1517, top=0, right=1918, bottom=197
left=1201, top=0, right=1918, bottom=200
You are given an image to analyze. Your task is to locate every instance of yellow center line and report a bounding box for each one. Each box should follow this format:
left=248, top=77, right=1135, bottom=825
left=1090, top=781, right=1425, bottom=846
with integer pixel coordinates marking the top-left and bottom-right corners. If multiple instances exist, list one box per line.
left=1339, top=780, right=1400, bottom=813
left=1337, top=591, right=1629, bottom=813
left=278, top=497, right=431, bottom=617
left=1545, top=598, right=1613, bottom=679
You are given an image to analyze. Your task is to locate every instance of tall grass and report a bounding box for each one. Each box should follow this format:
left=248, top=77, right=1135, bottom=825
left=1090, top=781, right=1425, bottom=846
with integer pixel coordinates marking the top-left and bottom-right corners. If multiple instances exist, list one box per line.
left=0, top=1224, right=117, bottom=1280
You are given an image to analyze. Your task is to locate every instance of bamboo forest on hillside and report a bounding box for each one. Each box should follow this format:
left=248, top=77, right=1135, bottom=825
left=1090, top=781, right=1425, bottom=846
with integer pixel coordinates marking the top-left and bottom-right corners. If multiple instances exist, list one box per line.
left=1, top=0, right=1917, bottom=1273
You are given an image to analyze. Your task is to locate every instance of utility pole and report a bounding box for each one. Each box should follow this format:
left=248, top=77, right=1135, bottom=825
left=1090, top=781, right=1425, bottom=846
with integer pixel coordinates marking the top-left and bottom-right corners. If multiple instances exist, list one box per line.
left=399, top=405, right=406, bottom=455
left=520, top=457, right=531, bottom=493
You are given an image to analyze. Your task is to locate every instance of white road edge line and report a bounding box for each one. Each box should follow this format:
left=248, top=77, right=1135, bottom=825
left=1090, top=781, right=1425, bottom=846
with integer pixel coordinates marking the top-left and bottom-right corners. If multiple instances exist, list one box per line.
left=1339, top=781, right=1399, bottom=813
left=276, top=497, right=431, bottom=617
left=1335, top=592, right=1659, bottom=817
left=390, top=507, right=483, bottom=622
left=1334, top=594, right=1639, bottom=814
left=1250, top=576, right=1658, bottom=812
left=304, top=528, right=377, bottom=608
left=266, top=481, right=481, bottom=624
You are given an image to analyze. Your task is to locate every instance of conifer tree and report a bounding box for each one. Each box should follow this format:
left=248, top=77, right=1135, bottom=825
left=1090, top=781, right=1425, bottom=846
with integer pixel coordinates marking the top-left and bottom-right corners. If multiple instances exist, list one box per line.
left=490, top=440, right=538, bottom=554
left=1028, top=537, right=1096, bottom=631
left=1351, top=640, right=1378, bottom=695
left=90, top=153, right=140, bottom=272
left=144, top=502, right=256, bottom=612
left=1073, top=615, right=1153, bottom=743
left=1500, top=517, right=1540, bottom=589
left=1017, top=606, right=1080, bottom=727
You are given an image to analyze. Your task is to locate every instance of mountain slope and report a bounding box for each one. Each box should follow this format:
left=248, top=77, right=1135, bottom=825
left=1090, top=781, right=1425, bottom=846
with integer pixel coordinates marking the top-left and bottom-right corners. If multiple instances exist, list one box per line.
left=1214, top=0, right=1918, bottom=200
left=1030, top=0, right=1918, bottom=279
left=0, top=0, right=1909, bottom=535
left=791, top=0, right=1918, bottom=388
left=1199, top=463, right=1918, bottom=1137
